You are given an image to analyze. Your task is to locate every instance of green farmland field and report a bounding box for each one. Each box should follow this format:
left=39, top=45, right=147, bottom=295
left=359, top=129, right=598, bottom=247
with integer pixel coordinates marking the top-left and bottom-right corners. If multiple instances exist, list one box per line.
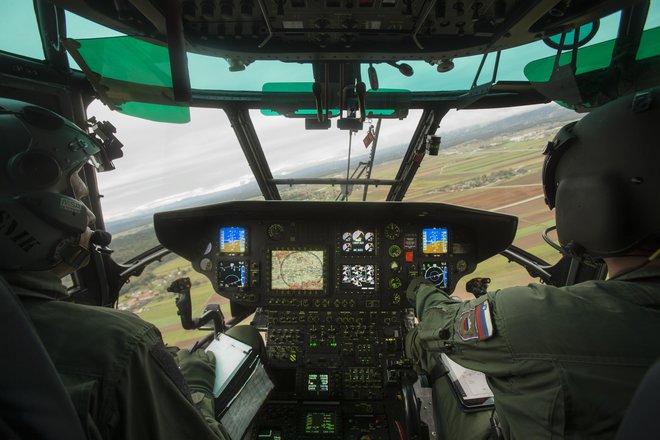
left=117, top=121, right=568, bottom=347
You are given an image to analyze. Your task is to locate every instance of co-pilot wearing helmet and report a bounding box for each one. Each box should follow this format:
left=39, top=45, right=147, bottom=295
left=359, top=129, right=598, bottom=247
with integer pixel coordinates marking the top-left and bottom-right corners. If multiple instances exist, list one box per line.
left=405, top=88, right=660, bottom=440
left=0, top=98, right=258, bottom=440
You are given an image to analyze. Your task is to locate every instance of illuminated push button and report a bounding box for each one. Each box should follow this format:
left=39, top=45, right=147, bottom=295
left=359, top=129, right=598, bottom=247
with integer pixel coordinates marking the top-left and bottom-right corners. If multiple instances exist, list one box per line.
left=405, top=251, right=414, bottom=262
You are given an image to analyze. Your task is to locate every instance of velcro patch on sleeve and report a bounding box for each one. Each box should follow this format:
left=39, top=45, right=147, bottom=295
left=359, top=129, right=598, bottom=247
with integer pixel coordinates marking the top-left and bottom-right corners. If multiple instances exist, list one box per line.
left=457, top=301, right=494, bottom=341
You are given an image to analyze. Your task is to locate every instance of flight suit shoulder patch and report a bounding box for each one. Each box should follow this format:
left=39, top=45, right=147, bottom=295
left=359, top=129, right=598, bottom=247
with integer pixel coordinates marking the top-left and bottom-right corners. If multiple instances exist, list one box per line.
left=456, top=301, right=494, bottom=341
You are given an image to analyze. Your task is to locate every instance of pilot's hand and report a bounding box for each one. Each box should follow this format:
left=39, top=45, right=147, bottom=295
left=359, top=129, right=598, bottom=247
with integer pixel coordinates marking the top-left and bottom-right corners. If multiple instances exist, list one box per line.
left=406, top=276, right=434, bottom=306
left=177, top=349, right=216, bottom=396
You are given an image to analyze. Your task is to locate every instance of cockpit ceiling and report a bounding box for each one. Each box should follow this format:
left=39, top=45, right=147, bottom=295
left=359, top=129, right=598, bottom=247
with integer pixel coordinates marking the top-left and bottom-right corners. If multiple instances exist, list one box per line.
left=54, top=0, right=636, bottom=61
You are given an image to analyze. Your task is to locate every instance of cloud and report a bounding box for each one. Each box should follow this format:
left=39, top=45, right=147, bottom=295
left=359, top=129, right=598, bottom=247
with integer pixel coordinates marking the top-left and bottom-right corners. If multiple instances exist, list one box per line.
left=90, top=100, right=556, bottom=220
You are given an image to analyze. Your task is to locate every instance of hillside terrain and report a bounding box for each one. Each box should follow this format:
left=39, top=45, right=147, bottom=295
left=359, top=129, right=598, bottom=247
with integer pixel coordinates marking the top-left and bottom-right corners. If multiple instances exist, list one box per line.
left=110, top=107, right=578, bottom=347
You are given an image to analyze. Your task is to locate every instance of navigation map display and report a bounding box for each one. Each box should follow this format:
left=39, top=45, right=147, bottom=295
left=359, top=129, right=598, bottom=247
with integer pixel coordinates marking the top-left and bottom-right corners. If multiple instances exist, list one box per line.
left=219, top=227, right=247, bottom=253
left=218, top=261, right=247, bottom=289
left=340, top=264, right=376, bottom=291
left=271, top=250, right=324, bottom=291
left=422, top=227, right=449, bottom=254
left=422, top=262, right=449, bottom=288
left=340, top=229, right=375, bottom=255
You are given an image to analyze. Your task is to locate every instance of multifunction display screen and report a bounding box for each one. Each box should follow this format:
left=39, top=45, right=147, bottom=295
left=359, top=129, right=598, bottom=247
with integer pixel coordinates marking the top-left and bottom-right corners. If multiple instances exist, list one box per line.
left=340, top=229, right=375, bottom=255
left=422, top=262, right=449, bottom=288
left=304, top=411, right=337, bottom=434
left=307, top=373, right=330, bottom=396
left=218, top=261, right=247, bottom=289
left=340, top=264, right=376, bottom=291
left=422, top=227, right=449, bottom=254
left=271, top=250, right=324, bottom=291
left=219, top=227, right=247, bottom=253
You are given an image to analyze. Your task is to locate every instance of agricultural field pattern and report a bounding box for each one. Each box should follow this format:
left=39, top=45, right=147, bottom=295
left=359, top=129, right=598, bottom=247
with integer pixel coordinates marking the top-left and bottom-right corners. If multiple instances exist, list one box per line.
left=111, top=117, right=572, bottom=348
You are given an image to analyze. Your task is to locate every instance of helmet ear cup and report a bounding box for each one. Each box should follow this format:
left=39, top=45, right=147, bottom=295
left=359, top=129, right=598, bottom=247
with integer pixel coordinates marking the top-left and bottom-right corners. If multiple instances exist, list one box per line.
left=556, top=175, right=633, bottom=255
left=8, top=152, right=62, bottom=190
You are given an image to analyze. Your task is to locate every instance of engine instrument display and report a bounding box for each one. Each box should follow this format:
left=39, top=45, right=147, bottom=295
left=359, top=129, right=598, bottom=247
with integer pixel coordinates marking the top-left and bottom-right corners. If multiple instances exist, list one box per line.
left=219, top=227, right=247, bottom=253
left=422, top=227, right=449, bottom=254
left=340, top=264, right=376, bottom=291
left=307, top=373, right=331, bottom=396
left=340, top=229, right=375, bottom=255
left=271, top=250, right=325, bottom=291
left=218, top=261, right=248, bottom=288
left=304, top=411, right=337, bottom=434
left=422, top=262, right=449, bottom=288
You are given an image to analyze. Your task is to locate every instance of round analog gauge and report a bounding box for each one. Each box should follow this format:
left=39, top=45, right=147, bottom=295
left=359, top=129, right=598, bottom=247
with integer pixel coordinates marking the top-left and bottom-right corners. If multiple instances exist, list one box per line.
left=388, top=244, right=402, bottom=258
left=200, top=258, right=213, bottom=271
left=389, top=261, right=401, bottom=273
left=267, top=223, right=286, bottom=241
left=384, top=223, right=401, bottom=240
left=456, top=259, right=468, bottom=273
left=389, top=277, right=402, bottom=289
left=352, top=230, right=365, bottom=241
left=392, top=292, right=401, bottom=304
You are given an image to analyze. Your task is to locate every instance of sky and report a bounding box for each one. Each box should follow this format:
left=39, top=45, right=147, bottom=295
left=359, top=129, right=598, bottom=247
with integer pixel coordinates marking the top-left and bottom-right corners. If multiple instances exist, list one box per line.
left=6, top=2, right=657, bottom=220
left=90, top=102, right=550, bottom=220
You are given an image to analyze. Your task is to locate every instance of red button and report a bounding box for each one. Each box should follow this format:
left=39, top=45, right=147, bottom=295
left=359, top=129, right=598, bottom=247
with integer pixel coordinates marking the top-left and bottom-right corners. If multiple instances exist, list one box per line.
left=405, top=251, right=414, bottom=262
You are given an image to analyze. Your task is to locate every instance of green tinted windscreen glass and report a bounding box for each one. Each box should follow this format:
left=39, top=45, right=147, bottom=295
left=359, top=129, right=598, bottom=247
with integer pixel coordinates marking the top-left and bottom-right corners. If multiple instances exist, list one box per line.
left=70, top=36, right=190, bottom=123
left=546, top=22, right=598, bottom=47
left=524, top=25, right=660, bottom=83
left=261, top=83, right=404, bottom=116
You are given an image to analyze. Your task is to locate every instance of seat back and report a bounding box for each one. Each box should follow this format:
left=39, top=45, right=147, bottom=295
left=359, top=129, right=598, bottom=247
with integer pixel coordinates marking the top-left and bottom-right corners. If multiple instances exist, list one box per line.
left=615, top=359, right=660, bottom=439
left=0, top=276, right=86, bottom=440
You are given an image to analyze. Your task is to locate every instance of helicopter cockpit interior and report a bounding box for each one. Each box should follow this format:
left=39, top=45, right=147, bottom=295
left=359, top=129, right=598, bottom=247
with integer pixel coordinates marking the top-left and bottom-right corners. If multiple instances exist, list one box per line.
left=2, top=0, right=660, bottom=439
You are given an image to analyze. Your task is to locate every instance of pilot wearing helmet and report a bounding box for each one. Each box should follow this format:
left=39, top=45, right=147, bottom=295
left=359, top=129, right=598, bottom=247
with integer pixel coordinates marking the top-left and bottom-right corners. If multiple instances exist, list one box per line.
left=405, top=88, right=660, bottom=439
left=0, top=98, right=261, bottom=439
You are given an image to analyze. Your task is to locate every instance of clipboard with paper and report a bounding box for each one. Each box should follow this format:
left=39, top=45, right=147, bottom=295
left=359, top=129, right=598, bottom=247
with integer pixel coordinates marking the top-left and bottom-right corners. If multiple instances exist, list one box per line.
left=205, top=333, right=274, bottom=439
left=441, top=353, right=494, bottom=411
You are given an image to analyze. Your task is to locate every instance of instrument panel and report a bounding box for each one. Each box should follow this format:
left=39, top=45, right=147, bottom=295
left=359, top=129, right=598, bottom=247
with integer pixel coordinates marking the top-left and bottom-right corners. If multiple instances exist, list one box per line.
left=154, top=201, right=517, bottom=438
left=200, top=221, right=483, bottom=306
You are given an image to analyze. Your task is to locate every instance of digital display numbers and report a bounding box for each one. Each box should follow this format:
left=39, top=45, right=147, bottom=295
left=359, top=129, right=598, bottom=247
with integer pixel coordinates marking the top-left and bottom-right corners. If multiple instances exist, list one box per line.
left=219, top=227, right=247, bottom=253
left=304, top=411, right=337, bottom=434
left=218, top=261, right=247, bottom=289
left=307, top=373, right=330, bottom=396
left=271, top=250, right=325, bottom=291
left=340, top=264, right=376, bottom=291
left=340, top=229, right=375, bottom=255
left=422, top=262, right=449, bottom=289
left=422, top=227, right=449, bottom=254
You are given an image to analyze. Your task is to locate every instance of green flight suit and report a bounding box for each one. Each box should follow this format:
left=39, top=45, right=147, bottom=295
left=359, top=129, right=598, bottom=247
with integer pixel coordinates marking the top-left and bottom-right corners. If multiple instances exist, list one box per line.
left=3, top=271, right=230, bottom=440
left=405, top=266, right=660, bottom=439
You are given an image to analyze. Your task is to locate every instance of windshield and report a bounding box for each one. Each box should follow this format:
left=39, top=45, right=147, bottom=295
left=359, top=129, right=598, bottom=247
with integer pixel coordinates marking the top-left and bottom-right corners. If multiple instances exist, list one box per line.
left=5, top=0, right=659, bottom=347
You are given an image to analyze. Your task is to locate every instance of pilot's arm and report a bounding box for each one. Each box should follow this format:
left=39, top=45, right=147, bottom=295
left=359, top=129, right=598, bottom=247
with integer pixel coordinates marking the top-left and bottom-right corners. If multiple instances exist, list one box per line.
left=404, top=277, right=519, bottom=378
left=112, top=329, right=230, bottom=440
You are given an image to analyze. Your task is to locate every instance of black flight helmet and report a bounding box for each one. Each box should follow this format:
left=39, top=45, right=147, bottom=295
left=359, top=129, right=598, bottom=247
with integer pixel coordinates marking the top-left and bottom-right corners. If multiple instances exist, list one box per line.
left=542, top=87, right=660, bottom=257
left=0, top=98, right=101, bottom=271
